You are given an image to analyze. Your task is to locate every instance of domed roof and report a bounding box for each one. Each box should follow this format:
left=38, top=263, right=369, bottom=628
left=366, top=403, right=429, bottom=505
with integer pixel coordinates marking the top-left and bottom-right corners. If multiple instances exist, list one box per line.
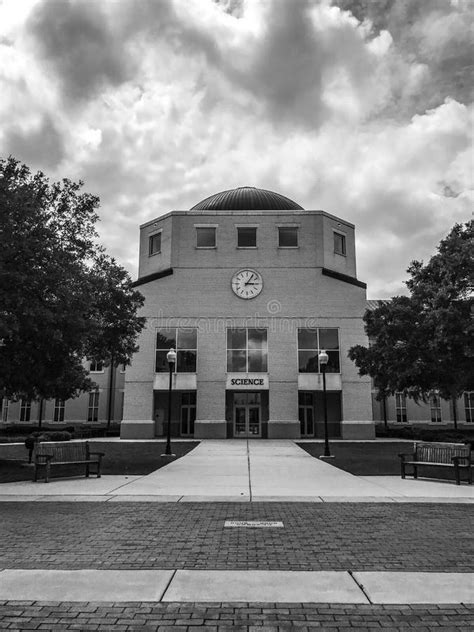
left=190, top=186, right=304, bottom=210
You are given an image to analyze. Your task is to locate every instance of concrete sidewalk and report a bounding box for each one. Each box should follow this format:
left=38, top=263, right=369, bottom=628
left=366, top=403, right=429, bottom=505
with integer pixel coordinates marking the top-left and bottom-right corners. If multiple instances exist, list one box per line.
left=0, top=439, right=472, bottom=502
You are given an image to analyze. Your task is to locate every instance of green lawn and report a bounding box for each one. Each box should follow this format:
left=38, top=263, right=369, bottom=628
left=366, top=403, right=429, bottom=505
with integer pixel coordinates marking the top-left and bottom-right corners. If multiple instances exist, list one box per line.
left=0, top=441, right=199, bottom=483
left=297, top=440, right=460, bottom=481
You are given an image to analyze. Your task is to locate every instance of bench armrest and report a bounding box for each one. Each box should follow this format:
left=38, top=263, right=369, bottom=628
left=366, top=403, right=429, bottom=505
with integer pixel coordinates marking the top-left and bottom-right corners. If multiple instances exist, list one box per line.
left=398, top=453, right=414, bottom=461
left=452, top=455, right=471, bottom=464
left=34, top=454, right=53, bottom=463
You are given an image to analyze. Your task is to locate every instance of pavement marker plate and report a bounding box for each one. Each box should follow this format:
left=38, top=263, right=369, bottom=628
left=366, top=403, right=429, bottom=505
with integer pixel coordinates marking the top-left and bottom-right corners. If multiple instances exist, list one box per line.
left=225, top=520, right=284, bottom=527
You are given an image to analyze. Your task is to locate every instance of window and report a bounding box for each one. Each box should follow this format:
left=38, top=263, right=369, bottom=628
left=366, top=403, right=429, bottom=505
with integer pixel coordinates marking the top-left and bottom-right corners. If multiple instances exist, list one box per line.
left=430, top=394, right=442, bottom=423
left=120, top=364, right=126, bottom=373
left=227, top=328, right=267, bottom=372
left=1, top=398, right=8, bottom=423
left=20, top=399, right=31, bottom=422
left=196, top=227, right=216, bottom=248
left=155, top=328, right=197, bottom=373
left=395, top=392, right=407, bottom=423
left=237, top=227, right=257, bottom=248
left=89, top=360, right=103, bottom=373
left=278, top=227, right=298, bottom=247
left=334, top=231, right=346, bottom=255
left=298, top=328, right=340, bottom=373
left=149, top=232, right=162, bottom=255
left=54, top=399, right=65, bottom=423
left=87, top=391, right=100, bottom=422
left=464, top=392, right=474, bottom=423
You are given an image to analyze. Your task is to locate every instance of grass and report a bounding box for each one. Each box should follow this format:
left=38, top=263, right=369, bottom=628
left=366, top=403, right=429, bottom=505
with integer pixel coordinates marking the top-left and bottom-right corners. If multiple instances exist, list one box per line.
left=297, top=440, right=465, bottom=482
left=0, top=440, right=199, bottom=483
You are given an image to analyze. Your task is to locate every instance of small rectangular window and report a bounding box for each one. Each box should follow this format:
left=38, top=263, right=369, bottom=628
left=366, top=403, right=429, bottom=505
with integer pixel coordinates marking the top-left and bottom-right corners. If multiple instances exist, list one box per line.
left=196, top=227, right=216, bottom=248
left=149, top=232, right=162, bottom=255
left=89, top=360, right=103, bottom=373
left=20, top=399, right=31, bottom=423
left=464, top=392, right=474, bottom=422
left=334, top=232, right=346, bottom=255
left=54, top=399, right=65, bottom=423
left=237, top=227, right=257, bottom=248
left=278, top=227, right=298, bottom=247
left=88, top=391, right=100, bottom=422
left=1, top=398, right=9, bottom=423
left=395, top=392, right=407, bottom=423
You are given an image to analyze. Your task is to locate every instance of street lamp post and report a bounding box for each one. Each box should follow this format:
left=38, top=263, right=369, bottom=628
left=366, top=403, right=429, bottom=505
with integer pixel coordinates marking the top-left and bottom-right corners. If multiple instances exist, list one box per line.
left=163, top=347, right=177, bottom=457
left=318, top=349, right=332, bottom=459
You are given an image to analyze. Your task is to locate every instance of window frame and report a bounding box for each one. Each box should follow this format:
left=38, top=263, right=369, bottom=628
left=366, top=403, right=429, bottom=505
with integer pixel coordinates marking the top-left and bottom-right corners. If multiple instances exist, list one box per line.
left=54, top=398, right=65, bottom=423
left=1, top=398, right=8, bottom=423
left=87, top=390, right=100, bottom=422
left=333, top=231, right=346, bottom=256
left=297, top=328, right=340, bottom=374
left=195, top=225, right=217, bottom=249
left=464, top=392, right=474, bottom=423
left=236, top=225, right=258, bottom=249
left=395, top=392, right=408, bottom=423
left=155, top=327, right=198, bottom=374
left=278, top=226, right=299, bottom=248
left=430, top=393, right=442, bottom=423
left=20, top=399, right=31, bottom=423
left=148, top=231, right=162, bottom=256
left=89, top=360, right=104, bottom=373
left=226, top=327, right=268, bottom=373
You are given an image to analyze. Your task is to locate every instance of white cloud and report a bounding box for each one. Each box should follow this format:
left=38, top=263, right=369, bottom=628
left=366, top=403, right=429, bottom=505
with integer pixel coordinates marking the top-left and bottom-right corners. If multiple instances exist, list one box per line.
left=0, top=0, right=472, bottom=298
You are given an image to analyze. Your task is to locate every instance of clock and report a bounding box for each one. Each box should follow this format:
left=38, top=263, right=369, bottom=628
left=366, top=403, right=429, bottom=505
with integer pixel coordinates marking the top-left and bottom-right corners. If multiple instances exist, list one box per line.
left=231, top=269, right=263, bottom=299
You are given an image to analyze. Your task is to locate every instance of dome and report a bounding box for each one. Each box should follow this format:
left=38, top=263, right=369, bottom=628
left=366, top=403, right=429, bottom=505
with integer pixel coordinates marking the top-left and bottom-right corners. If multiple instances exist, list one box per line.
left=190, top=186, right=304, bottom=211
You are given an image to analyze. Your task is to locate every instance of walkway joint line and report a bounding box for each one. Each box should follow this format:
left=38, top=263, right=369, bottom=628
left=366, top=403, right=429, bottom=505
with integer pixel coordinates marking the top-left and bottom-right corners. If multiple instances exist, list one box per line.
left=246, top=439, right=253, bottom=501
left=348, top=570, right=373, bottom=604
left=160, top=568, right=177, bottom=602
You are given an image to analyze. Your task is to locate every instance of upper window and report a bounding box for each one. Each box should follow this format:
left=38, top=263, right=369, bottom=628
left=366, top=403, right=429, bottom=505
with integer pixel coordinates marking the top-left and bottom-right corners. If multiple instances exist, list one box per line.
left=395, top=392, right=407, bottom=423
left=20, top=399, right=31, bottom=423
left=149, top=232, right=162, bottom=256
left=298, top=328, right=340, bottom=373
left=227, top=328, right=267, bottom=372
left=237, top=227, right=257, bottom=248
left=430, top=394, right=442, bottom=423
left=334, top=231, right=346, bottom=256
left=464, top=392, right=474, bottom=423
left=155, top=328, right=197, bottom=373
left=196, top=227, right=216, bottom=248
left=89, top=360, right=104, bottom=373
left=278, top=227, right=298, bottom=248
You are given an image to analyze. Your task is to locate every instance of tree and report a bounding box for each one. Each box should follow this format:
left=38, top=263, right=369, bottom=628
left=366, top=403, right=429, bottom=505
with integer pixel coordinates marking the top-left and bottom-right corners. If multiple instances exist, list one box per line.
left=0, top=156, right=145, bottom=411
left=349, top=221, right=474, bottom=427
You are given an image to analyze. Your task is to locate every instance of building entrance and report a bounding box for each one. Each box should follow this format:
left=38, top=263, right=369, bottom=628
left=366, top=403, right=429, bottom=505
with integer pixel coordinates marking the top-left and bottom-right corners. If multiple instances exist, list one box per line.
left=233, top=392, right=261, bottom=438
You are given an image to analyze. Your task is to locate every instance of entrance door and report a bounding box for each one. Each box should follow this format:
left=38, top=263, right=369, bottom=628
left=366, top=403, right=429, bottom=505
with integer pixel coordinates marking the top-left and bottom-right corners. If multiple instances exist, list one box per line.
left=299, top=392, right=314, bottom=437
left=233, top=392, right=261, bottom=438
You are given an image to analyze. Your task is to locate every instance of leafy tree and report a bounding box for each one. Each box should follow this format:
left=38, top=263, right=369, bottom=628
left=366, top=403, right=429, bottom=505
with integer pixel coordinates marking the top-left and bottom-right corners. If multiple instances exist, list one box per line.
left=349, top=221, right=474, bottom=427
left=0, top=156, right=145, bottom=415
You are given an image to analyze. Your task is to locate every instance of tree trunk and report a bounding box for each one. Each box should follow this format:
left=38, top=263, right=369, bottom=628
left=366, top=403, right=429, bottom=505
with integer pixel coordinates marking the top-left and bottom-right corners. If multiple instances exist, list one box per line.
left=382, top=395, right=388, bottom=430
left=451, top=393, right=458, bottom=430
left=37, top=397, right=44, bottom=430
left=106, top=356, right=115, bottom=431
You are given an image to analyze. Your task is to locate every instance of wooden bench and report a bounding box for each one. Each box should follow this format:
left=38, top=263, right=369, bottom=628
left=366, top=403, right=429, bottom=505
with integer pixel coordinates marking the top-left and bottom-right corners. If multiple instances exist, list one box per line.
left=399, top=441, right=472, bottom=485
left=33, top=441, right=104, bottom=483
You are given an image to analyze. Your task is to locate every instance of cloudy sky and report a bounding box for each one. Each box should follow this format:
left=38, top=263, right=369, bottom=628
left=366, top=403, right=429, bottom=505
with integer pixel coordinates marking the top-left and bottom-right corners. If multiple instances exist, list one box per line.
left=0, top=0, right=472, bottom=298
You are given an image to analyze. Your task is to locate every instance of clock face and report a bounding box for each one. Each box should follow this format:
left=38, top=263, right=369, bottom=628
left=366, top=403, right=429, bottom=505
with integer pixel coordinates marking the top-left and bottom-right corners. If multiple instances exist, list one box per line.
left=231, top=269, right=263, bottom=299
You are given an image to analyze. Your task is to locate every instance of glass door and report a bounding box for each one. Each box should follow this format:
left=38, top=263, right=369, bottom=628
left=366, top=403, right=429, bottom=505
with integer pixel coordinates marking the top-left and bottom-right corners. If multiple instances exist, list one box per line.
left=233, top=393, right=261, bottom=437
left=299, top=392, right=314, bottom=437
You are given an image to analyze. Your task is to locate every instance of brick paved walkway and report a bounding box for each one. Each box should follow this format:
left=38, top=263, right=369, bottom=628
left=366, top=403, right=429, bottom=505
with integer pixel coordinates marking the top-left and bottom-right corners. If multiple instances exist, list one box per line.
left=0, top=601, right=473, bottom=630
left=1, top=502, right=472, bottom=572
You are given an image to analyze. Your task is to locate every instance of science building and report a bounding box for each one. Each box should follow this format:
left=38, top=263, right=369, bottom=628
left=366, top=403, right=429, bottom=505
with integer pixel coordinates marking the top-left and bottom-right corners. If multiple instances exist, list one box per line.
left=120, top=186, right=374, bottom=440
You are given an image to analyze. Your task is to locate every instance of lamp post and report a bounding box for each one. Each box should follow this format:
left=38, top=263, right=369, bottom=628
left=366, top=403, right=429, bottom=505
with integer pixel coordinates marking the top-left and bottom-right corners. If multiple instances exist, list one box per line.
left=163, top=347, right=177, bottom=457
left=318, top=349, right=332, bottom=459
